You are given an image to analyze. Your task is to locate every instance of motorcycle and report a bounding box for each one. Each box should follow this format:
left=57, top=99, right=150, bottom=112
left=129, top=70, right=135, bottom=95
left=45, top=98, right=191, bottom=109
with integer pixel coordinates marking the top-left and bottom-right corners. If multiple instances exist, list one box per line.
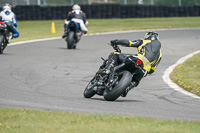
left=0, top=22, right=10, bottom=54
left=83, top=44, right=144, bottom=101
left=65, top=20, right=83, bottom=49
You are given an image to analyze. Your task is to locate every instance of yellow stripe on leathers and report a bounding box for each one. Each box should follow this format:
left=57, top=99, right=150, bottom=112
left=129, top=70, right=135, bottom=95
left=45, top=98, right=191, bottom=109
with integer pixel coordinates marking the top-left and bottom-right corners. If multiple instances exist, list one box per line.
left=136, top=40, right=152, bottom=72
left=114, top=52, right=120, bottom=54
left=51, top=22, right=56, bottom=33
left=129, top=41, right=132, bottom=46
left=137, top=54, right=151, bottom=72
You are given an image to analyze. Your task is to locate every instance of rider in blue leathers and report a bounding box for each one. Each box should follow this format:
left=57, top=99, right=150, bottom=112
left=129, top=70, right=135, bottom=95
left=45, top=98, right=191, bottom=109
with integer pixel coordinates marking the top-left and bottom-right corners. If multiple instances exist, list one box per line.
left=0, top=5, right=19, bottom=39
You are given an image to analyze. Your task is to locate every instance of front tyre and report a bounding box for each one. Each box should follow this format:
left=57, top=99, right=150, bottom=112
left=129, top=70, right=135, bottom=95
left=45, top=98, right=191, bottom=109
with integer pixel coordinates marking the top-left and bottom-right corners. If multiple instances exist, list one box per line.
left=66, top=31, right=75, bottom=49
left=103, top=71, right=132, bottom=101
left=83, top=78, right=96, bottom=98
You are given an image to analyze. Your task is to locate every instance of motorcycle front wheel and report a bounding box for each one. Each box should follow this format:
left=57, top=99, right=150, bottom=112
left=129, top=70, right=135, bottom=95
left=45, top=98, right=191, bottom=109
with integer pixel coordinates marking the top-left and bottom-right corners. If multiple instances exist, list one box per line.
left=103, top=71, right=132, bottom=101
left=83, top=78, right=96, bottom=98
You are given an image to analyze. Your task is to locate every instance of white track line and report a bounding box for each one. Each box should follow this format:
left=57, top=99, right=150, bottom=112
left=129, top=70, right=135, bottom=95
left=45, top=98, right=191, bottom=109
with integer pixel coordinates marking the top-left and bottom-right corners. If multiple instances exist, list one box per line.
left=162, top=50, right=200, bottom=100
left=9, top=27, right=200, bottom=46
left=9, top=37, right=61, bottom=46
left=8, top=28, right=200, bottom=99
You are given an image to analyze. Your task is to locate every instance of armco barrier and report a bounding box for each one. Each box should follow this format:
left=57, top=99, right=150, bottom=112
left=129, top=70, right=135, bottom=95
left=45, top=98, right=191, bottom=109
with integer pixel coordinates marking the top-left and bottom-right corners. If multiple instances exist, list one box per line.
left=0, top=5, right=199, bottom=20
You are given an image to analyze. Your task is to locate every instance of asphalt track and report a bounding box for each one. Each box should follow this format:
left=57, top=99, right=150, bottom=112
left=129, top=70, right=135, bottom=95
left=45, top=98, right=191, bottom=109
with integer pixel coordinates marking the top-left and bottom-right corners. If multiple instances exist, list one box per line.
left=0, top=29, right=200, bottom=121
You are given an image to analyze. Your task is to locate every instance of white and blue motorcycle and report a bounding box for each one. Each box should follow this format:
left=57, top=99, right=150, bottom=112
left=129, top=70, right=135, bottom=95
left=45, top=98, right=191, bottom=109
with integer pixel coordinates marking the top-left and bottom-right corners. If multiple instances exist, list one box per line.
left=65, top=20, right=83, bottom=49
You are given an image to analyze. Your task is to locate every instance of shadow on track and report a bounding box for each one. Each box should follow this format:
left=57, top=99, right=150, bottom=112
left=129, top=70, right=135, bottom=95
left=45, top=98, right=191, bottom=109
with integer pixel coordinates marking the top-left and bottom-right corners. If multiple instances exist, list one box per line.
left=85, top=97, right=144, bottom=103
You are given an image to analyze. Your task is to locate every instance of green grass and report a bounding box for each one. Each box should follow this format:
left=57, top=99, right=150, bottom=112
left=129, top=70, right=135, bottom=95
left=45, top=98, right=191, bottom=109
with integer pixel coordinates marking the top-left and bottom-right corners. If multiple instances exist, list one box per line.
left=170, top=53, right=200, bottom=96
left=0, top=108, right=200, bottom=133
left=12, top=17, right=200, bottom=43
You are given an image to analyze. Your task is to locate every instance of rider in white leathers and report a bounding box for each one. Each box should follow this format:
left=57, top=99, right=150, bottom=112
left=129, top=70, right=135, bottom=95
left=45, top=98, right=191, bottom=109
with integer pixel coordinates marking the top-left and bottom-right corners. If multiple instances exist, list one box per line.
left=62, top=4, right=88, bottom=38
left=4, top=3, right=17, bottom=27
left=0, top=5, right=19, bottom=38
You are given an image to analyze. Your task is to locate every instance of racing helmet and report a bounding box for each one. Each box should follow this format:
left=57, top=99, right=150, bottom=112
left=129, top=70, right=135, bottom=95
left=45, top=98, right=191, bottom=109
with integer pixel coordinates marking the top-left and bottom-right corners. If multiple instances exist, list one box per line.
left=144, top=32, right=159, bottom=40
left=3, top=5, right=11, bottom=13
left=4, top=3, right=12, bottom=9
left=72, top=4, right=81, bottom=10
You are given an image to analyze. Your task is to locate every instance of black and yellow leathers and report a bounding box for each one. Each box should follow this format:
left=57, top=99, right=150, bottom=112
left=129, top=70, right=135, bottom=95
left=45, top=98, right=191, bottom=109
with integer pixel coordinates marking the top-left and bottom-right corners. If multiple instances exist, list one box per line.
left=111, top=39, right=162, bottom=74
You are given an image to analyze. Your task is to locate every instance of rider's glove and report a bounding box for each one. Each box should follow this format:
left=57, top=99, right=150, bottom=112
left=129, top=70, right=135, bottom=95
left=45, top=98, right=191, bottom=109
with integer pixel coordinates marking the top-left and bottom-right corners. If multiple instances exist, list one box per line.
left=114, top=45, right=121, bottom=53
left=110, top=39, right=118, bottom=46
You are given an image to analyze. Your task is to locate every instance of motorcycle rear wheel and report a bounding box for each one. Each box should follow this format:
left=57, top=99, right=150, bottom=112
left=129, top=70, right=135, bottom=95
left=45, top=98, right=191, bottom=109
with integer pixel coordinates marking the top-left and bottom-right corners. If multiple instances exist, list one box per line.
left=66, top=31, right=75, bottom=49
left=0, top=35, right=4, bottom=54
left=103, top=71, right=132, bottom=101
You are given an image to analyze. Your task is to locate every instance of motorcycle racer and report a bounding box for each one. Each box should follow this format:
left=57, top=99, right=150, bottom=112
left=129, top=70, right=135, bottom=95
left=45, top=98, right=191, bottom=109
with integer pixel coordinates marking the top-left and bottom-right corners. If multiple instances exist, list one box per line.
left=0, top=5, right=19, bottom=39
left=103, top=32, right=162, bottom=97
left=62, top=4, right=88, bottom=38
left=3, top=3, right=17, bottom=27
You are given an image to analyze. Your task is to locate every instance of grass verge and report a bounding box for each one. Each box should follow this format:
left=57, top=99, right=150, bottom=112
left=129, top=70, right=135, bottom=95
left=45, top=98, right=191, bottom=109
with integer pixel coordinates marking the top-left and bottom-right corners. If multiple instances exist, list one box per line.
left=12, top=17, right=200, bottom=43
left=0, top=108, right=200, bottom=133
left=170, top=53, right=200, bottom=96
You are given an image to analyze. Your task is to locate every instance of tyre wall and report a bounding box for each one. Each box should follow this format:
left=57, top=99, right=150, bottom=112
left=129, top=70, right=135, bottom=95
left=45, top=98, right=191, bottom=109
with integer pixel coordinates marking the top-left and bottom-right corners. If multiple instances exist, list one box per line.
left=0, top=5, right=199, bottom=20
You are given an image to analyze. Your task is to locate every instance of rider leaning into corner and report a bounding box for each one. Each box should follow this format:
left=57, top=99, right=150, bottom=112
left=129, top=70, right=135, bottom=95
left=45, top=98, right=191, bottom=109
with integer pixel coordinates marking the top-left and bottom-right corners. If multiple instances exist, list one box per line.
left=0, top=3, right=19, bottom=40
left=62, top=4, right=88, bottom=38
left=102, top=32, right=162, bottom=97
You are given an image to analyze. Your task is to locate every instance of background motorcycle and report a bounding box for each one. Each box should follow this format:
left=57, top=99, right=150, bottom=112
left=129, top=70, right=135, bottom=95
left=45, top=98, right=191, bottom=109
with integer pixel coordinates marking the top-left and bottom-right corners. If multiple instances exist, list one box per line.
left=83, top=44, right=144, bottom=101
left=66, top=20, right=82, bottom=49
left=0, top=22, right=10, bottom=54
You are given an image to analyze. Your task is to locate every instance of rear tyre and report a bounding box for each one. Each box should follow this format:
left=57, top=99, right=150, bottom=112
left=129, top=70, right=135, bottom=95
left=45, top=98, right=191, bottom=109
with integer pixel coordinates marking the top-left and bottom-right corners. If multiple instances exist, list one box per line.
left=66, top=31, right=75, bottom=49
left=103, top=71, right=132, bottom=101
left=0, top=35, right=4, bottom=54
left=73, top=44, right=76, bottom=49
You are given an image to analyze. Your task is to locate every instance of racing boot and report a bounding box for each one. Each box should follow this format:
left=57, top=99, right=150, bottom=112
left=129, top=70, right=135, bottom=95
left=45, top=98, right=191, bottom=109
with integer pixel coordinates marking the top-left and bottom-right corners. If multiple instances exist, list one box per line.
left=103, top=59, right=115, bottom=74
left=6, top=35, right=13, bottom=44
left=62, top=31, right=68, bottom=38
left=82, top=31, right=87, bottom=34
left=97, top=59, right=115, bottom=75
left=62, top=26, right=68, bottom=38
left=121, top=81, right=138, bottom=97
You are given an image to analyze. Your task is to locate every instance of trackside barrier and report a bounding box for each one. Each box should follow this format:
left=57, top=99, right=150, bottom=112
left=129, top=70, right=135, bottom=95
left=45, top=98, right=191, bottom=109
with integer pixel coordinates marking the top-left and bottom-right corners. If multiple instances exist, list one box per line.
left=0, top=5, right=199, bottom=20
